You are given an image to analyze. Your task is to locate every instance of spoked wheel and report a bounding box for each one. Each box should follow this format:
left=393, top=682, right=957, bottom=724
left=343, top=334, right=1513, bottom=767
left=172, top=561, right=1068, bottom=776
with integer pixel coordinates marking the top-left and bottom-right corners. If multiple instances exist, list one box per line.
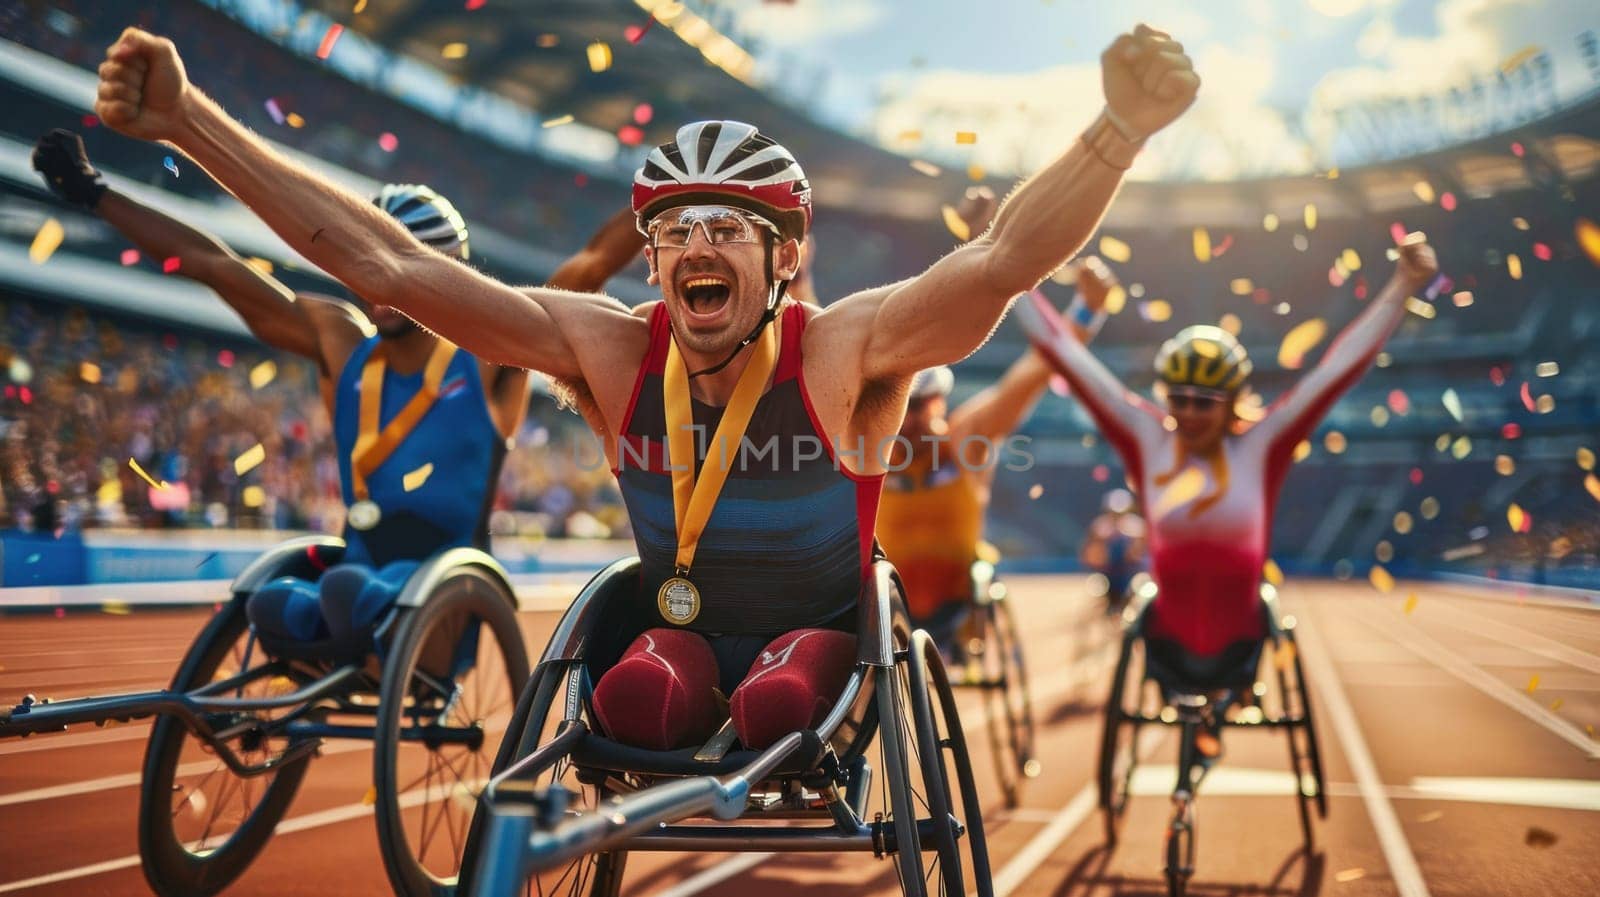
left=875, top=622, right=931, bottom=896
left=374, top=568, right=531, bottom=897
left=1275, top=628, right=1327, bottom=848
left=139, top=599, right=315, bottom=897
left=908, top=629, right=995, bottom=897
left=458, top=662, right=628, bottom=897
left=971, top=592, right=1037, bottom=808
left=1163, top=797, right=1196, bottom=897
left=1097, top=631, right=1144, bottom=847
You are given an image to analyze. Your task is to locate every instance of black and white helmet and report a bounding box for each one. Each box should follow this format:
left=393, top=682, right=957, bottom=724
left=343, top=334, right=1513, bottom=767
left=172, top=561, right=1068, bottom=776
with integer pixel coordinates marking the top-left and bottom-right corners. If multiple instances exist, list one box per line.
left=632, top=120, right=811, bottom=241
left=374, top=183, right=470, bottom=259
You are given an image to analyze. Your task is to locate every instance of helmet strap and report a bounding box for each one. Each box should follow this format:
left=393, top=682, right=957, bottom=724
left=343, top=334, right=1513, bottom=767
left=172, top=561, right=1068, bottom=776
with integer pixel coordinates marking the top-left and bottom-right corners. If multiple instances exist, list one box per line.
left=687, top=237, right=788, bottom=379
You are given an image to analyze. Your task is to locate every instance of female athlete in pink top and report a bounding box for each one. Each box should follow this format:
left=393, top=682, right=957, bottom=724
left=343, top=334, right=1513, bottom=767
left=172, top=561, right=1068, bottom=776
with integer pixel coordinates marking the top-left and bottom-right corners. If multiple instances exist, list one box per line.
left=1017, top=238, right=1439, bottom=657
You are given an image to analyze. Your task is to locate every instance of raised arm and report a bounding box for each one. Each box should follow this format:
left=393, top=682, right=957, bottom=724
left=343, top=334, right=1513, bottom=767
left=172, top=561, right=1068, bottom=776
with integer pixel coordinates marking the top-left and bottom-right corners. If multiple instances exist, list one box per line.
left=837, top=25, right=1198, bottom=381
left=542, top=205, right=646, bottom=294
left=949, top=256, right=1115, bottom=444
left=93, top=28, right=604, bottom=380
left=1251, top=237, right=1439, bottom=458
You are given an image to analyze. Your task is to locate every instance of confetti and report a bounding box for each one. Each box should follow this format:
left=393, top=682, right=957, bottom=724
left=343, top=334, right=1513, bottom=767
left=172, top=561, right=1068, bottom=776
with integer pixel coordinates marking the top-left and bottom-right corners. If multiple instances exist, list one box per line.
left=1262, top=213, right=1279, bottom=232
left=633, top=103, right=653, bottom=124
left=1417, top=809, right=1443, bottom=822
left=80, top=362, right=102, bottom=384
left=402, top=462, right=435, bottom=492
left=1442, top=388, right=1463, bottom=422
left=1576, top=218, right=1600, bottom=267
left=353, top=0, right=367, bottom=11
left=102, top=600, right=132, bottom=615
left=1324, top=431, right=1347, bottom=454
left=163, top=156, right=180, bottom=178
left=1452, top=290, right=1474, bottom=307
left=129, top=457, right=169, bottom=490
left=1536, top=394, right=1554, bottom=414
left=1532, top=242, right=1552, bottom=261
left=250, top=360, right=277, bottom=389
left=316, top=23, right=344, bottom=60
left=1520, top=382, right=1536, bottom=412
left=1139, top=300, right=1172, bottom=323
left=1276, top=318, right=1327, bottom=370
left=967, top=163, right=986, bottom=181
left=162, top=256, right=182, bottom=274
left=29, top=217, right=64, bottom=264
left=1507, top=503, right=1529, bottom=532
left=1440, top=192, right=1457, bottom=211
left=1387, top=389, right=1410, bottom=415
left=954, top=131, right=977, bottom=144
left=1375, top=540, right=1394, bottom=562
left=587, top=41, right=612, bottom=72
left=1334, top=868, right=1366, bottom=883
left=1412, top=180, right=1435, bottom=203
left=1550, top=698, right=1564, bottom=712
left=1212, top=234, right=1234, bottom=257
left=1028, top=483, right=1044, bottom=500
left=441, top=42, right=468, bottom=59
left=1585, top=474, right=1600, bottom=503
left=1403, top=592, right=1419, bottom=614
left=378, top=132, right=399, bottom=152
left=1218, top=312, right=1241, bottom=335
left=940, top=205, right=970, bottom=242
left=1229, top=278, right=1253, bottom=296
left=896, top=129, right=922, bottom=143
left=1303, top=204, right=1317, bottom=231
left=1293, top=440, right=1311, bottom=462
left=120, top=248, right=140, bottom=266
left=1580, top=448, right=1597, bottom=471
left=361, top=785, right=378, bottom=806
left=1104, top=285, right=1127, bottom=315
left=1525, top=674, right=1540, bottom=693
left=242, top=485, right=266, bottom=507
left=1389, top=221, right=1408, bottom=244
left=1451, top=435, right=1472, bottom=459
left=234, top=443, right=266, bottom=476
left=1420, top=496, right=1440, bottom=519
left=1150, top=468, right=1206, bottom=518
left=1405, top=297, right=1436, bottom=319
left=286, top=112, right=305, bottom=129
left=909, top=159, right=941, bottom=177
left=264, top=97, right=285, bottom=124
left=1495, top=455, right=1515, bottom=476
left=1098, top=235, right=1131, bottom=263
left=537, top=33, right=559, bottom=47
left=1535, top=361, right=1559, bottom=377
left=617, top=125, right=643, bottom=146
left=624, top=17, right=655, bottom=44
left=1393, top=511, right=1413, bottom=534
left=1369, top=564, right=1395, bottom=594
left=1499, top=45, right=1541, bottom=74
left=541, top=114, right=574, bottom=128
left=1507, top=253, right=1522, bottom=280
left=1524, top=827, right=1558, bottom=848
left=1192, top=227, right=1211, bottom=263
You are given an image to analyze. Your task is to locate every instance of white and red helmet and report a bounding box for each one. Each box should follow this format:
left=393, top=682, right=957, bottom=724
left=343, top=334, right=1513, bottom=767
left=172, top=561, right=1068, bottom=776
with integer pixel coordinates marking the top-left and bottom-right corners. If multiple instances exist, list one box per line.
left=633, top=120, right=811, bottom=241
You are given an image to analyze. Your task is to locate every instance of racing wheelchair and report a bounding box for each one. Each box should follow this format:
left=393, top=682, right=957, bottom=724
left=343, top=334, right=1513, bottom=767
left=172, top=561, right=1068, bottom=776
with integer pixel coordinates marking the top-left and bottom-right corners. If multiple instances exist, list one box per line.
left=0, top=535, right=529, bottom=897
left=1097, top=581, right=1326, bottom=897
left=458, top=555, right=993, bottom=897
left=950, top=550, right=1037, bottom=808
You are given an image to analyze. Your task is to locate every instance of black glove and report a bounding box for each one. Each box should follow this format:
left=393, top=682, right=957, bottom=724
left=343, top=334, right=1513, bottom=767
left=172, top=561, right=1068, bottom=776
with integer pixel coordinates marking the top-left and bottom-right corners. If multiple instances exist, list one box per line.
left=32, top=129, right=108, bottom=210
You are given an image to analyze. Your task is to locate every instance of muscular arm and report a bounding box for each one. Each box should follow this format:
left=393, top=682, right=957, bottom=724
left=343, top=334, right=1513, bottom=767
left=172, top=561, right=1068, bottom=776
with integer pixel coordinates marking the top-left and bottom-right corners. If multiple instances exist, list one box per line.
left=542, top=205, right=645, bottom=294
left=95, top=190, right=332, bottom=365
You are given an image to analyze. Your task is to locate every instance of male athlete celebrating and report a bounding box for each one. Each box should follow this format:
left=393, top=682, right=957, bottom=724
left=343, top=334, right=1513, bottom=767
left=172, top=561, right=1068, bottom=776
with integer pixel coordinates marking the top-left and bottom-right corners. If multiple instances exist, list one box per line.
left=93, top=24, right=1199, bottom=750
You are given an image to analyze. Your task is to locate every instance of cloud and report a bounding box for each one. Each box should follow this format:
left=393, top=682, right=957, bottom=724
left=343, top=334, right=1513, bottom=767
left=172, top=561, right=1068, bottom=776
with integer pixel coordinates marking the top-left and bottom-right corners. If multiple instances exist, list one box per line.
left=725, top=0, right=887, bottom=48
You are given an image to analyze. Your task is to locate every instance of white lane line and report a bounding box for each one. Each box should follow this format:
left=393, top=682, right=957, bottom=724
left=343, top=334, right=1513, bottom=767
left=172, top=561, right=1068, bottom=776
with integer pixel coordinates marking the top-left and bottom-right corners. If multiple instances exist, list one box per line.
left=1128, top=766, right=1600, bottom=813
left=1295, top=601, right=1432, bottom=897
left=649, top=853, right=777, bottom=897
left=1418, top=602, right=1600, bottom=676
left=1356, top=598, right=1600, bottom=759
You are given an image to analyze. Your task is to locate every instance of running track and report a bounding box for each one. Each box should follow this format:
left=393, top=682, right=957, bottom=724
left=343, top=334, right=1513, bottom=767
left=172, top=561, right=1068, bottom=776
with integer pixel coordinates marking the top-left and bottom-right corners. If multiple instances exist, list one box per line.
left=2, top=576, right=1597, bottom=897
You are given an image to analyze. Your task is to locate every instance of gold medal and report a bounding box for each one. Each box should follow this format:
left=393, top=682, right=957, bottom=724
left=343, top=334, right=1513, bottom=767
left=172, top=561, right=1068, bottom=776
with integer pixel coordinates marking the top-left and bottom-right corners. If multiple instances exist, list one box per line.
left=347, top=499, right=382, bottom=531
left=656, top=576, right=702, bottom=625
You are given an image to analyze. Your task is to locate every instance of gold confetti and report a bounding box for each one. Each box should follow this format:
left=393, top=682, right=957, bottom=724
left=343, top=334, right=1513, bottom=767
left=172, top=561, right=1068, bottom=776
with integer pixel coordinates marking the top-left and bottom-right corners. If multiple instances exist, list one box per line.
left=954, top=131, right=977, bottom=144
left=1417, top=809, right=1443, bottom=823
left=1508, top=253, right=1523, bottom=280
left=909, top=159, right=942, bottom=177
left=1375, top=539, right=1393, bottom=563
left=441, top=42, right=468, bottom=59
left=1371, top=406, right=1390, bottom=427
left=1412, top=180, right=1435, bottom=204
left=1334, top=868, right=1366, bottom=883
left=80, top=362, right=102, bottom=384
left=1262, top=213, right=1279, bottom=233
left=1451, top=435, right=1472, bottom=459
left=1535, top=361, right=1559, bottom=377
left=1524, top=826, right=1558, bottom=848
left=1535, top=393, right=1555, bottom=414
left=1150, top=467, right=1206, bottom=518
left=1277, top=318, right=1328, bottom=369
left=1550, top=698, right=1564, bottom=712
left=940, top=205, right=970, bottom=241
left=1303, top=203, right=1318, bottom=231
left=286, top=112, right=305, bottom=128
left=1293, top=440, right=1312, bottom=462
left=1098, top=235, right=1131, bottom=263
left=242, top=485, right=266, bottom=508
left=1403, top=592, right=1419, bottom=614
left=1507, top=502, right=1528, bottom=532
left=101, top=600, right=132, bottom=615
left=1229, top=278, right=1253, bottom=295
left=29, top=217, right=65, bottom=264
left=1192, top=227, right=1211, bottom=263
left=1581, top=448, right=1597, bottom=471
left=1028, top=483, right=1044, bottom=500
left=1405, top=297, right=1436, bottom=319
left=1495, top=455, right=1515, bottom=476
left=541, top=114, right=575, bottom=128
left=1513, top=216, right=1530, bottom=231
left=245, top=256, right=274, bottom=275
left=1452, top=291, right=1474, bottom=307
left=362, top=785, right=378, bottom=806
left=234, top=443, right=266, bottom=476
left=1420, top=496, right=1440, bottom=519
left=1500, top=45, right=1542, bottom=74
left=1104, top=284, right=1126, bottom=315
left=1586, top=474, right=1600, bottom=503
left=128, top=457, right=169, bottom=490
left=536, top=33, right=559, bottom=48
left=1341, top=248, right=1361, bottom=271
left=402, top=462, right=435, bottom=492
left=1141, top=299, right=1172, bottom=322
left=896, top=129, right=922, bottom=143
left=1263, top=558, right=1284, bottom=587
left=1394, top=511, right=1413, bottom=534
left=966, top=163, right=986, bottom=181
left=1435, top=433, right=1451, bottom=452
left=1368, top=564, right=1395, bottom=593
left=587, top=41, right=612, bottom=72
left=1324, top=431, right=1347, bottom=454
left=1576, top=218, right=1600, bottom=267
left=1218, top=312, right=1241, bottom=335
left=1442, top=388, right=1463, bottom=422
left=250, top=360, right=278, bottom=389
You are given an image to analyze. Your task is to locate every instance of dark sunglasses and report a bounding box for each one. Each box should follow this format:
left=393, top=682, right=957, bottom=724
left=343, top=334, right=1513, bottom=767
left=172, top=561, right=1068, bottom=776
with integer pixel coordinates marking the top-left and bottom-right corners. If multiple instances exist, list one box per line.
left=1167, top=393, right=1225, bottom=411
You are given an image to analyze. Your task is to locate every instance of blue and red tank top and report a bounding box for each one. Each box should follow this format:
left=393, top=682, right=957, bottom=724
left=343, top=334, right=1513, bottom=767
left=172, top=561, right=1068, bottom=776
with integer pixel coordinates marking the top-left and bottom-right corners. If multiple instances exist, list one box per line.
left=616, top=302, right=884, bottom=636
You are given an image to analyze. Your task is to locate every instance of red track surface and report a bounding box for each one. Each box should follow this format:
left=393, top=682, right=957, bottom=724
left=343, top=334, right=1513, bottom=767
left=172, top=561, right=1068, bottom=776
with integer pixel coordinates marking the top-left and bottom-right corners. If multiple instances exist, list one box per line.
left=3, top=576, right=1598, bottom=896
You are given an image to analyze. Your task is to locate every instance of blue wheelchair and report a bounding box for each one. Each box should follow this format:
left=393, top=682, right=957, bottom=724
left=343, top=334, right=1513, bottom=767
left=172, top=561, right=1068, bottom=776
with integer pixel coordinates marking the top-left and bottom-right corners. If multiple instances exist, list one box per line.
left=1, top=535, right=529, bottom=897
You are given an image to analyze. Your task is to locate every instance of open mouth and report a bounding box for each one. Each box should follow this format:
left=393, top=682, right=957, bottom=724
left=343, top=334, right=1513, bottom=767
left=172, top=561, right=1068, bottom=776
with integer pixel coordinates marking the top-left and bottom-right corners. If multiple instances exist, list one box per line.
left=680, top=276, right=732, bottom=317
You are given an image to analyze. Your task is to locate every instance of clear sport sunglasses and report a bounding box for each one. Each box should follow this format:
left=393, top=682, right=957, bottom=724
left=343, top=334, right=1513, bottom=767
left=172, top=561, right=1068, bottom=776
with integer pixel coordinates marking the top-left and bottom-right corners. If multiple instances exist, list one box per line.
left=648, top=205, right=780, bottom=248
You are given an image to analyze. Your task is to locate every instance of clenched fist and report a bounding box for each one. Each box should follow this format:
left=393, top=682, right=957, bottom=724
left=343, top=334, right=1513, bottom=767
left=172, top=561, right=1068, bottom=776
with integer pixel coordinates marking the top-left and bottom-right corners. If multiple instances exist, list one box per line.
left=1070, top=255, right=1118, bottom=314
left=954, top=186, right=999, bottom=236
left=95, top=28, right=191, bottom=142
left=1392, top=233, right=1439, bottom=291
left=1101, top=24, right=1200, bottom=141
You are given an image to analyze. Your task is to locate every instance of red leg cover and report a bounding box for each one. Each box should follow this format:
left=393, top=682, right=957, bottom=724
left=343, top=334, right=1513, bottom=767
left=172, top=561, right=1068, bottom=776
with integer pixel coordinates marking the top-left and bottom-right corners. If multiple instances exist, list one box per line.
left=592, top=629, right=719, bottom=750
left=729, top=629, right=857, bottom=750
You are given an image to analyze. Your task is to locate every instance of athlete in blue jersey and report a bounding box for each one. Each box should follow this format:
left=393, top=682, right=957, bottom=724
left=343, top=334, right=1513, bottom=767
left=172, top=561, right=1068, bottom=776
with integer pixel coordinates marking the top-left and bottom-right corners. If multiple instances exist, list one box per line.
left=96, top=23, right=1200, bottom=748
left=34, top=131, right=644, bottom=648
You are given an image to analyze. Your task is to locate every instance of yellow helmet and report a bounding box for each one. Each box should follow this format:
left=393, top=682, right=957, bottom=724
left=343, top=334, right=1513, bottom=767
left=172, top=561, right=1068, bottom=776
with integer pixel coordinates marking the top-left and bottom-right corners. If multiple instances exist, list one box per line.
left=1153, top=325, right=1251, bottom=393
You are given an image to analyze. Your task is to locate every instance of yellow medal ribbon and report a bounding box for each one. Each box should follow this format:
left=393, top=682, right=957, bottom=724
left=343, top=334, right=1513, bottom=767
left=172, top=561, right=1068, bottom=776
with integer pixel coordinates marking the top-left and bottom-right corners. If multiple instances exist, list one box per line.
left=350, top=338, right=457, bottom=503
left=658, top=321, right=778, bottom=623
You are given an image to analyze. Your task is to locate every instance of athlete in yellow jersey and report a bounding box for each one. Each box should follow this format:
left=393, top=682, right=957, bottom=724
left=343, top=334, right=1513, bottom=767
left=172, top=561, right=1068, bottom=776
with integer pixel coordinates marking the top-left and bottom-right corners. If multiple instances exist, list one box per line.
left=879, top=238, right=1118, bottom=647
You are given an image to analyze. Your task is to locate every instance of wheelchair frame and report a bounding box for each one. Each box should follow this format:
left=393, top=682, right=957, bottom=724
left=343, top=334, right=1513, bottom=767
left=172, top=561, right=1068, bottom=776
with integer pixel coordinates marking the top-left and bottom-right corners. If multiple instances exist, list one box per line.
left=463, top=556, right=994, bottom=897
left=0, top=535, right=529, bottom=897
left=950, top=557, right=1038, bottom=808
left=1096, top=582, right=1327, bottom=897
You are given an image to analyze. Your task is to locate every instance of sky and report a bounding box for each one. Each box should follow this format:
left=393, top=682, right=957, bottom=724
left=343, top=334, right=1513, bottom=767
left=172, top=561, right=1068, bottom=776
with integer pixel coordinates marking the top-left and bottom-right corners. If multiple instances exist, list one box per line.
left=702, top=0, right=1600, bottom=180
